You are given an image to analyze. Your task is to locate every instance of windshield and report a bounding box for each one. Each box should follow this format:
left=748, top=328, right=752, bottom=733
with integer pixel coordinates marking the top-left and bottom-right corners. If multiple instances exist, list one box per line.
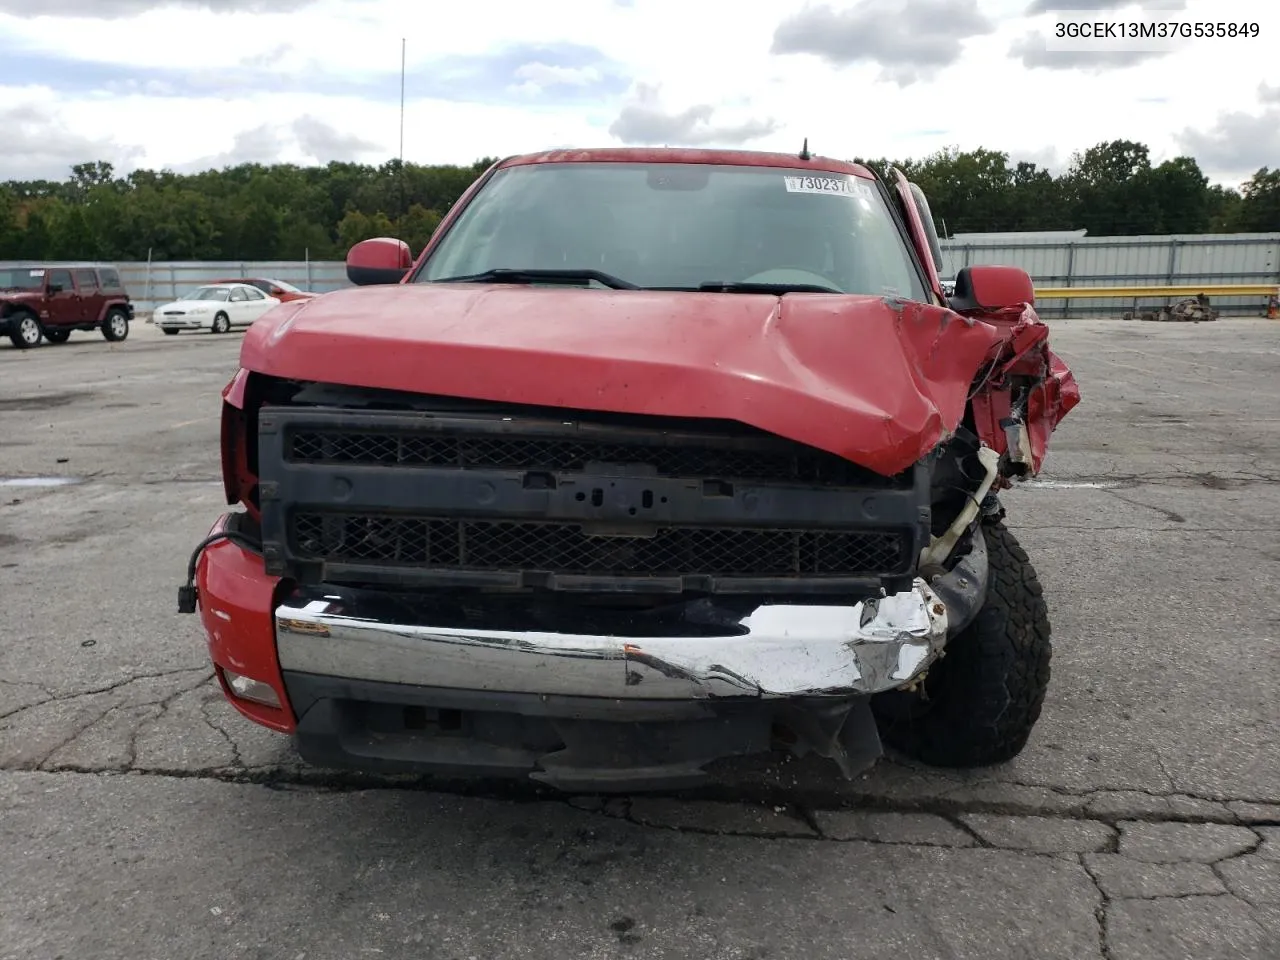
left=185, top=286, right=231, bottom=301
left=417, top=162, right=928, bottom=299
left=0, top=268, right=46, bottom=292
left=269, top=279, right=302, bottom=293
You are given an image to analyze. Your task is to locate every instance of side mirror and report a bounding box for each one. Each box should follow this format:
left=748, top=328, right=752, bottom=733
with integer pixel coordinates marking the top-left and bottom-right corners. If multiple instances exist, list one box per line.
left=949, top=265, right=1035, bottom=313
left=347, top=238, right=413, bottom=286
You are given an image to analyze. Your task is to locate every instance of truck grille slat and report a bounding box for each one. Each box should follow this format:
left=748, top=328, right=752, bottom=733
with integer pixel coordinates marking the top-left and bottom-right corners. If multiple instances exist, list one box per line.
left=292, top=513, right=906, bottom=578
left=290, top=429, right=895, bottom=488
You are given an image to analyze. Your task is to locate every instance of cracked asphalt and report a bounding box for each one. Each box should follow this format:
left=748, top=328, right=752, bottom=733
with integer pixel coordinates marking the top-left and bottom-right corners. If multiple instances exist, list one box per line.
left=2, top=318, right=1278, bottom=959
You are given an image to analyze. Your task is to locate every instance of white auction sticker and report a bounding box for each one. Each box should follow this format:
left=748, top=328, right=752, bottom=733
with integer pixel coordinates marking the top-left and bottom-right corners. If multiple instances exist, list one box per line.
left=29, top=269, right=45, bottom=276
left=783, top=175, right=870, bottom=197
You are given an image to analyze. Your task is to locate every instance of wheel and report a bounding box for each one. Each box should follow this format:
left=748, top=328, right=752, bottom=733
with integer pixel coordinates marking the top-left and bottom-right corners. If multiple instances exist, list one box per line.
left=7, top=313, right=43, bottom=349
left=102, top=308, right=129, bottom=342
left=872, top=520, right=1052, bottom=767
left=44, top=329, right=71, bottom=344
left=211, top=312, right=231, bottom=334
left=161, top=328, right=180, bottom=336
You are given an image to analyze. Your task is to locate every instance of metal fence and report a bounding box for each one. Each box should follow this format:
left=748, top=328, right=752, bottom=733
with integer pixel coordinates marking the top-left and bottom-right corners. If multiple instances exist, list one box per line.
left=6, top=232, right=1279, bottom=317
left=939, top=232, right=1280, bottom=317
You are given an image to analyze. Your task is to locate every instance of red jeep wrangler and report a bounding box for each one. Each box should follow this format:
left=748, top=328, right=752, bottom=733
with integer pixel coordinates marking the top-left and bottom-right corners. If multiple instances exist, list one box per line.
left=180, top=148, right=1079, bottom=791
left=0, top=263, right=134, bottom=348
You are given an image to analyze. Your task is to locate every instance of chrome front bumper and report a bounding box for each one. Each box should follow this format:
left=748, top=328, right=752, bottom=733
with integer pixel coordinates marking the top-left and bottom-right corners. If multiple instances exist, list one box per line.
left=275, top=576, right=966, bottom=703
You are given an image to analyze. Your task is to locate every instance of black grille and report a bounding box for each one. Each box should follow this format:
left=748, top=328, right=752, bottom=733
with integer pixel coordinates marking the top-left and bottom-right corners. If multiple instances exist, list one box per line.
left=289, top=429, right=896, bottom=487
left=292, top=513, right=907, bottom=577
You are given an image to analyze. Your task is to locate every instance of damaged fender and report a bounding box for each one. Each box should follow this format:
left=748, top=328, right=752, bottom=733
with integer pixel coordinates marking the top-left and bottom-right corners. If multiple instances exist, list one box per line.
left=966, top=304, right=1081, bottom=477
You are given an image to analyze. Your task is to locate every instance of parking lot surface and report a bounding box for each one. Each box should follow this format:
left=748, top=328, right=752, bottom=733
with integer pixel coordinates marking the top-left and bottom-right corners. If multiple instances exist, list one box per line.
left=2, top=319, right=1278, bottom=959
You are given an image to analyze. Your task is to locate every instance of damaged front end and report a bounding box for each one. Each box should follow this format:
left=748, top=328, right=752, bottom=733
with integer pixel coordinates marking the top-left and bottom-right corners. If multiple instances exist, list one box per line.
left=194, top=352, right=1037, bottom=790
left=183, top=261, right=1077, bottom=792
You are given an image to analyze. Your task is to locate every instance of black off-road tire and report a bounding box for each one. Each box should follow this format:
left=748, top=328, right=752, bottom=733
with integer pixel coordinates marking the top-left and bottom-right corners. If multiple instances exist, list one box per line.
left=872, top=520, right=1052, bottom=768
left=102, top=308, right=129, bottom=342
left=7, top=312, right=43, bottom=349
left=44, top=329, right=71, bottom=344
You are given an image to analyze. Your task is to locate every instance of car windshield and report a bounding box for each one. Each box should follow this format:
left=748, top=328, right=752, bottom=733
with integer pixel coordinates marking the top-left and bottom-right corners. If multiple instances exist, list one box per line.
left=0, top=268, right=47, bottom=292
left=269, top=279, right=302, bottom=293
left=185, top=286, right=231, bottom=301
left=416, top=161, right=928, bottom=300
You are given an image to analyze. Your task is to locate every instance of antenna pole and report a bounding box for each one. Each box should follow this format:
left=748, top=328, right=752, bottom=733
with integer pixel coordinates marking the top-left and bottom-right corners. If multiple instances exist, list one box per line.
left=399, top=37, right=407, bottom=219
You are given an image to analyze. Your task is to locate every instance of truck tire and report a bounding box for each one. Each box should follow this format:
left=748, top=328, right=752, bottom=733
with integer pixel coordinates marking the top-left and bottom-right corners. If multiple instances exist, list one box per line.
left=7, top=312, right=43, bottom=349
left=872, top=520, right=1052, bottom=768
left=102, top=308, right=130, bottom=342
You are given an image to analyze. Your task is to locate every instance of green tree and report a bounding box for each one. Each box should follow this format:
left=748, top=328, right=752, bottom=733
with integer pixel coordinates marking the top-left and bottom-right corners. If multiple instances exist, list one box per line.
left=1146, top=157, right=1209, bottom=233
left=1237, top=168, right=1280, bottom=232
left=48, top=205, right=96, bottom=259
left=394, top=204, right=443, bottom=255
left=21, top=207, right=52, bottom=259
left=337, top=209, right=396, bottom=250
left=1062, top=140, right=1161, bottom=235
left=0, top=187, right=22, bottom=258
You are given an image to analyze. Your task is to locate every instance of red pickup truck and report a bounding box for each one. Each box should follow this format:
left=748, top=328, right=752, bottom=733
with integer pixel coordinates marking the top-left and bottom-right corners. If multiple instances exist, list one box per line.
left=179, top=147, right=1079, bottom=791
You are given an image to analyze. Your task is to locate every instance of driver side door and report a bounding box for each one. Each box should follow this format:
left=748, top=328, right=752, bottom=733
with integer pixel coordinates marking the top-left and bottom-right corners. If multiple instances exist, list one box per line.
left=43, top=269, right=81, bottom=327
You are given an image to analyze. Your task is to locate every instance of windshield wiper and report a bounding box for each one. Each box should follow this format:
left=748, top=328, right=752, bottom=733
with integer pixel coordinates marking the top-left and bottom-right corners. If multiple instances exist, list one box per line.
left=432, top=268, right=639, bottom=290
left=694, top=281, right=843, bottom=295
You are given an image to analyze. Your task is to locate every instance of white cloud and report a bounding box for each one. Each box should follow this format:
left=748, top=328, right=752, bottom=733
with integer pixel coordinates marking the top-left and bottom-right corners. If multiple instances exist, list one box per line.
left=0, top=0, right=1276, bottom=184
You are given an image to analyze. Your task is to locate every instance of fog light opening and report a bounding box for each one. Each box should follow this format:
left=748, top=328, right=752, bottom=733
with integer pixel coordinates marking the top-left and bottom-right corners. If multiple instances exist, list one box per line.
left=222, top=668, right=281, bottom=708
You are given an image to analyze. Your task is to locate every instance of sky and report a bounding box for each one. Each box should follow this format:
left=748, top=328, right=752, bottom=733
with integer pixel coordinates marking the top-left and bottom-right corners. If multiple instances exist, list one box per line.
left=1, top=0, right=1276, bottom=187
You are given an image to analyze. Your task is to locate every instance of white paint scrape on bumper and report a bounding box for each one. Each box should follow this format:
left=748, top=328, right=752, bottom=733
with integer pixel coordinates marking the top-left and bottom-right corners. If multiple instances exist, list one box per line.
left=274, top=579, right=950, bottom=701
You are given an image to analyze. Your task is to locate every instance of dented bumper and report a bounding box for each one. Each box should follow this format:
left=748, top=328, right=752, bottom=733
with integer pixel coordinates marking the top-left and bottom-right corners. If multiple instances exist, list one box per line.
left=196, top=509, right=988, bottom=789
left=275, top=579, right=957, bottom=701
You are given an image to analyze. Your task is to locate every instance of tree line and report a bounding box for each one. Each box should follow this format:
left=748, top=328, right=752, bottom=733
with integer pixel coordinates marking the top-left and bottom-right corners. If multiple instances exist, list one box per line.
left=1, top=140, right=1277, bottom=262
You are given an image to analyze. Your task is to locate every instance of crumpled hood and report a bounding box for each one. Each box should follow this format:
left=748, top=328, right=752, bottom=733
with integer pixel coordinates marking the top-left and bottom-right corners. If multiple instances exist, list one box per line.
left=239, top=283, right=1007, bottom=476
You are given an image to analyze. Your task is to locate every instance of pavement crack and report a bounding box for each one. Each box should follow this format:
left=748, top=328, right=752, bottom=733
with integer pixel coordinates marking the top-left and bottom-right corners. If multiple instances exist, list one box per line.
left=989, top=776, right=1276, bottom=816
left=0, top=666, right=211, bottom=722
left=1078, top=854, right=1114, bottom=960
left=33, top=702, right=123, bottom=771
left=31, top=671, right=215, bottom=773
left=1211, top=861, right=1267, bottom=910
left=1151, top=749, right=1179, bottom=794
left=943, top=814, right=993, bottom=848
left=1213, top=830, right=1265, bottom=865
left=1102, top=487, right=1187, bottom=524
left=124, top=704, right=164, bottom=771
left=199, top=693, right=245, bottom=769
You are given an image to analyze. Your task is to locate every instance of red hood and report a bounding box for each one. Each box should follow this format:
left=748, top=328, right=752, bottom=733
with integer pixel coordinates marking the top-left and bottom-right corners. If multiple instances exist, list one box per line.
left=239, top=284, right=1007, bottom=476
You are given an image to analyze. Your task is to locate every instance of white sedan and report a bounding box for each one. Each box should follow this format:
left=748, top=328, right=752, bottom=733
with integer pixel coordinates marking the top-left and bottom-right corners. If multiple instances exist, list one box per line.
left=153, top=283, right=282, bottom=335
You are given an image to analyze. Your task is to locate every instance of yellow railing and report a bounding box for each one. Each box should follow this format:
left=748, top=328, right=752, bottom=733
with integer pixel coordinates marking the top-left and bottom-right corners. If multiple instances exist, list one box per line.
left=1034, top=284, right=1280, bottom=299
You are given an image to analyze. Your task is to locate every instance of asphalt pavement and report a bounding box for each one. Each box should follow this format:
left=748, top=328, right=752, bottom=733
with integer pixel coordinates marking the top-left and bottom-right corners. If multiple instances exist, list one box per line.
left=1, top=317, right=1278, bottom=959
